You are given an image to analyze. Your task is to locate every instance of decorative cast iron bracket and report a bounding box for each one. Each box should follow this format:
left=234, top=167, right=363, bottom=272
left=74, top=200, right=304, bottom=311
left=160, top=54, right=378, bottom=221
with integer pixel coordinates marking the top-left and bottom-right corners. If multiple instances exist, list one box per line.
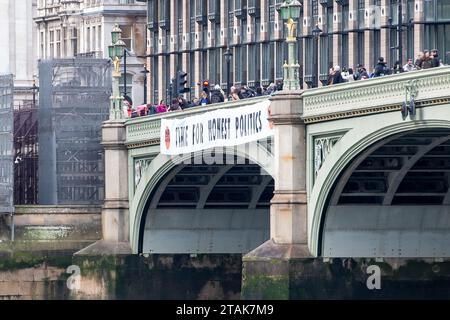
left=401, top=79, right=418, bottom=120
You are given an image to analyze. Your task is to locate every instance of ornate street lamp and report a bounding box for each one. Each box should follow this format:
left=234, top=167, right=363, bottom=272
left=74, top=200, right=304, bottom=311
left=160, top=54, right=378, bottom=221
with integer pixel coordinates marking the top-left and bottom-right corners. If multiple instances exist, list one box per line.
left=108, top=24, right=126, bottom=119
left=280, top=0, right=302, bottom=21
left=224, top=47, right=233, bottom=98
left=111, top=24, right=122, bottom=45
left=140, top=63, right=150, bottom=104
left=312, top=25, right=322, bottom=88
left=279, top=0, right=302, bottom=90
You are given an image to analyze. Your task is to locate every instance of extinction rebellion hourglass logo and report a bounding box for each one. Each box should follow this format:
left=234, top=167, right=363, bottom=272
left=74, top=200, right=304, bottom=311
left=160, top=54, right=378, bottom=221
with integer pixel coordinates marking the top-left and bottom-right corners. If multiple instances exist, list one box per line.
left=165, top=126, right=171, bottom=150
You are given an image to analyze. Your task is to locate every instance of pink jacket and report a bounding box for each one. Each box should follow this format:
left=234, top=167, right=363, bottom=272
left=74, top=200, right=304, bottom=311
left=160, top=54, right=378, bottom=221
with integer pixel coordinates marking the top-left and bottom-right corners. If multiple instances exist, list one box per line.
left=156, top=104, right=167, bottom=113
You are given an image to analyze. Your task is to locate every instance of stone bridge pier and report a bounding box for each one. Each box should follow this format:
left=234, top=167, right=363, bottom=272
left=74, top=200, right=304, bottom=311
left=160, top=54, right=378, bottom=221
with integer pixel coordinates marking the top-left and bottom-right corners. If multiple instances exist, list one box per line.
left=240, top=91, right=318, bottom=299
left=246, top=91, right=311, bottom=257
left=76, top=119, right=132, bottom=255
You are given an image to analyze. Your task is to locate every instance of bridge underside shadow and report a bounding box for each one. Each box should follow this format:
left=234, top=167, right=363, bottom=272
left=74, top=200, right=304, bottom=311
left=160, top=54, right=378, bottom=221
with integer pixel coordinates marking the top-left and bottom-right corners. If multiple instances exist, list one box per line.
left=322, top=128, right=450, bottom=257
left=139, top=158, right=274, bottom=254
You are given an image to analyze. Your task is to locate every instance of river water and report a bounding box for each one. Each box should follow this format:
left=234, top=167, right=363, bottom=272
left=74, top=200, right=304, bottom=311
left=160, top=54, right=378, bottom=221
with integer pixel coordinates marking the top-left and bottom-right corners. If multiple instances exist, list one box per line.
left=0, top=246, right=242, bottom=300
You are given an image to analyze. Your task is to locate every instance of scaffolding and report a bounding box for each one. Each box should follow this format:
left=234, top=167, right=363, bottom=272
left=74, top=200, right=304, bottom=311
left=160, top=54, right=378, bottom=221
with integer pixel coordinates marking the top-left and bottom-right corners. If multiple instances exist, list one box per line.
left=38, top=59, right=111, bottom=205
left=0, top=74, right=14, bottom=240
left=13, top=95, right=38, bottom=205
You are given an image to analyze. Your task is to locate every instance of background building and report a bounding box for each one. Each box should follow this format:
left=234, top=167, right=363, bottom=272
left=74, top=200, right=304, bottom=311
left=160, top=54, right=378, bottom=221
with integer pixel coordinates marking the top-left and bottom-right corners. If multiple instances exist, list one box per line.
left=34, top=0, right=148, bottom=105
left=0, top=0, right=38, bottom=109
left=143, top=0, right=450, bottom=102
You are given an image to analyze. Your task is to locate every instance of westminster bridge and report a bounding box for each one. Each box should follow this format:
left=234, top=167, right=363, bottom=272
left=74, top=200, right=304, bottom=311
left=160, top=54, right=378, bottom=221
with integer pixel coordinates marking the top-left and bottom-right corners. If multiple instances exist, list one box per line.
left=72, top=66, right=450, bottom=298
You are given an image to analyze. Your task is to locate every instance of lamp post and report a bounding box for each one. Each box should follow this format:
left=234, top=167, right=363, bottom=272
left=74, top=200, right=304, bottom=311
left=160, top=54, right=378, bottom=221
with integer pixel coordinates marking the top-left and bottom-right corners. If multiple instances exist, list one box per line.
left=279, top=0, right=302, bottom=90
left=140, top=63, right=150, bottom=104
left=312, top=25, right=322, bottom=88
left=31, top=77, right=38, bottom=109
left=224, top=47, right=233, bottom=98
left=108, top=24, right=126, bottom=119
left=123, top=48, right=132, bottom=97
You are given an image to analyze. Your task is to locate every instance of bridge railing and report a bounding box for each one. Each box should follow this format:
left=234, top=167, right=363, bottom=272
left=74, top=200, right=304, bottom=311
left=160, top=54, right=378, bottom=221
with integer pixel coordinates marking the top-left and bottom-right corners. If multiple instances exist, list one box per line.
left=302, top=66, right=450, bottom=123
left=125, top=96, right=269, bottom=146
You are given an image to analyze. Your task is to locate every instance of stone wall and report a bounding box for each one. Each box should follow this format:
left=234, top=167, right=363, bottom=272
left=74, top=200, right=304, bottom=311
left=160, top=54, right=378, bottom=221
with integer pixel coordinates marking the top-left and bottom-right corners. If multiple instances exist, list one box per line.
left=11, top=205, right=101, bottom=250
left=70, top=254, right=242, bottom=300
left=0, top=251, right=72, bottom=300
left=0, top=250, right=242, bottom=300
left=242, top=257, right=450, bottom=299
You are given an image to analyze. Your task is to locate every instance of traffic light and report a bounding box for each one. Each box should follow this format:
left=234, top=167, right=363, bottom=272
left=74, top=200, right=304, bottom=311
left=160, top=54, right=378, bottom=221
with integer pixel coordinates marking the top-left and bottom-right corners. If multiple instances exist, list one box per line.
left=177, top=70, right=190, bottom=95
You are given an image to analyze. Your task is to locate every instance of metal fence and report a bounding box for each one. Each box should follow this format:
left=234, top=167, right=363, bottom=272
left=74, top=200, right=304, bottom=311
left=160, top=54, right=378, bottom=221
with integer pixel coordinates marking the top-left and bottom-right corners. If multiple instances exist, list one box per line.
left=0, top=75, right=14, bottom=214
left=38, top=59, right=111, bottom=205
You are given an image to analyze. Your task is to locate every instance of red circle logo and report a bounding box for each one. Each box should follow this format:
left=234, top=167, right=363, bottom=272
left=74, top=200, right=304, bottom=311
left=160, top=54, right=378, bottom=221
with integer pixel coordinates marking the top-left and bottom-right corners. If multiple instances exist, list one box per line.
left=165, top=126, right=171, bottom=149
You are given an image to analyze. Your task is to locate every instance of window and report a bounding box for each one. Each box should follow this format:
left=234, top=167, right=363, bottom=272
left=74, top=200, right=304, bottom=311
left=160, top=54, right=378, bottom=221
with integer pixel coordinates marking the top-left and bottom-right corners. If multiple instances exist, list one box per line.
left=71, top=28, right=78, bottom=56
left=319, top=36, right=328, bottom=82
left=159, top=0, right=170, bottom=29
left=86, top=27, right=90, bottom=52
left=326, top=6, right=333, bottom=34
left=275, top=41, right=284, bottom=80
left=424, top=24, right=450, bottom=64
left=152, top=56, right=159, bottom=103
left=342, top=4, right=349, bottom=31
left=425, top=0, right=450, bottom=21
left=40, top=31, right=45, bottom=58
left=209, top=49, right=217, bottom=85
left=262, top=42, right=275, bottom=86
left=63, top=27, right=67, bottom=57
left=119, top=74, right=133, bottom=98
left=390, top=0, right=399, bottom=25
left=304, top=37, right=313, bottom=87
left=373, top=29, right=380, bottom=66
left=190, top=1, right=196, bottom=48
left=358, top=0, right=364, bottom=29
left=389, top=23, right=397, bottom=64
left=341, top=33, right=349, bottom=69
left=92, top=26, right=96, bottom=52
left=49, top=30, right=54, bottom=58
left=98, top=25, right=102, bottom=53
left=268, top=0, right=275, bottom=40
left=201, top=50, right=207, bottom=82
left=147, top=0, right=158, bottom=30
left=196, top=0, right=207, bottom=17
left=357, top=32, right=364, bottom=67
left=165, top=55, right=170, bottom=100
left=311, top=0, right=318, bottom=26
left=228, top=0, right=234, bottom=45
left=119, top=25, right=132, bottom=50
left=235, top=46, right=242, bottom=83
left=248, top=44, right=255, bottom=83
left=189, top=51, right=195, bottom=97
left=56, top=29, right=61, bottom=58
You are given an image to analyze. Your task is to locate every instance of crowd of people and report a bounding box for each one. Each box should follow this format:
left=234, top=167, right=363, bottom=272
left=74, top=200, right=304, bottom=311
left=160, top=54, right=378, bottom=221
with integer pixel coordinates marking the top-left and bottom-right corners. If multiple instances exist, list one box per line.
left=125, top=81, right=283, bottom=118
left=125, top=49, right=446, bottom=117
left=327, top=49, right=445, bottom=85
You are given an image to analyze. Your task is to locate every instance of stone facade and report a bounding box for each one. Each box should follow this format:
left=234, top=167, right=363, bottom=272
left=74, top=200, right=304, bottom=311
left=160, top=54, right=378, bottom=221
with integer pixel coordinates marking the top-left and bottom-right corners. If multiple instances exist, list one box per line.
left=34, top=0, right=148, bottom=105
left=144, top=0, right=450, bottom=102
left=0, top=0, right=38, bottom=108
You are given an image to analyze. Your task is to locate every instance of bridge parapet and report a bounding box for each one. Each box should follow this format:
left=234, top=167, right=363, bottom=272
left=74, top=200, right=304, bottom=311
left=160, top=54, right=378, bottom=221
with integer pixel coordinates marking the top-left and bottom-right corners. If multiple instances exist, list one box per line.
left=302, top=67, right=450, bottom=123
left=125, top=96, right=269, bottom=147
